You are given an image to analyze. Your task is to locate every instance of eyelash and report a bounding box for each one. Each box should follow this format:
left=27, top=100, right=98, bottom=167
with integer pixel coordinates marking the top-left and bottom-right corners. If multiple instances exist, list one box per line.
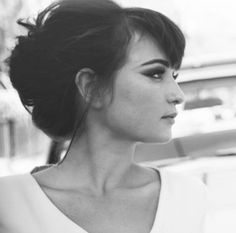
left=145, top=69, right=179, bottom=80
left=172, top=71, right=179, bottom=80
left=147, top=69, right=165, bottom=80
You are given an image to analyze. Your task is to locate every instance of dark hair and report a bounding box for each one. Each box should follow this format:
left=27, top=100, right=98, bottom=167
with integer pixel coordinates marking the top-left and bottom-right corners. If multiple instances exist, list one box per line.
left=7, top=0, right=185, bottom=140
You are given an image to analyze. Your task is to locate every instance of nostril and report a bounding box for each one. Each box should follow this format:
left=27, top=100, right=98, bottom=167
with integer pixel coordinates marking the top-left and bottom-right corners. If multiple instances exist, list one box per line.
left=167, top=85, right=185, bottom=105
left=175, top=91, right=185, bottom=105
left=167, top=95, right=184, bottom=105
left=176, top=96, right=185, bottom=105
left=174, top=99, right=181, bottom=105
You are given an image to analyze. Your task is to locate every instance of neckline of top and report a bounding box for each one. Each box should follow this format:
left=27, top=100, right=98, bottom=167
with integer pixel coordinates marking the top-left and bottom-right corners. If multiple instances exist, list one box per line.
left=27, top=164, right=166, bottom=233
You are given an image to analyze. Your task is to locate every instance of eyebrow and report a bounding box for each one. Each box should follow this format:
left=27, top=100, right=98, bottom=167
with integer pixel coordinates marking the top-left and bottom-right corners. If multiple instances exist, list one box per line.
left=140, top=59, right=170, bottom=67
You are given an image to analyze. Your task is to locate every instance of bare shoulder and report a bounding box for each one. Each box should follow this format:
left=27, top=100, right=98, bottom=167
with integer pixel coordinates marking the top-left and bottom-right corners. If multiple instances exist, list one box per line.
left=31, top=164, right=63, bottom=191
left=31, top=164, right=54, bottom=173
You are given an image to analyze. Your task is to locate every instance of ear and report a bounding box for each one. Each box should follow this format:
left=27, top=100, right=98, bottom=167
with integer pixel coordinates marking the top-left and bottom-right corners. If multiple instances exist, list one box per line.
left=75, top=68, right=102, bottom=108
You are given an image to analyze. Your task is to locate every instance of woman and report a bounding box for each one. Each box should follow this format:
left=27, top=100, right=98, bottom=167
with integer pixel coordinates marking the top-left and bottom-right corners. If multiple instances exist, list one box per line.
left=0, top=0, right=207, bottom=232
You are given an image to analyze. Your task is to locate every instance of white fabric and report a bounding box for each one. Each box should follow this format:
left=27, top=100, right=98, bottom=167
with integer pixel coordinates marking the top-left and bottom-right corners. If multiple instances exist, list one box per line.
left=0, top=165, right=207, bottom=233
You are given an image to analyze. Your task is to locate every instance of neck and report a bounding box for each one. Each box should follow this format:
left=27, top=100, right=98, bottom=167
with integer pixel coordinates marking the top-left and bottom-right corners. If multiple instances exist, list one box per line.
left=56, top=124, right=143, bottom=195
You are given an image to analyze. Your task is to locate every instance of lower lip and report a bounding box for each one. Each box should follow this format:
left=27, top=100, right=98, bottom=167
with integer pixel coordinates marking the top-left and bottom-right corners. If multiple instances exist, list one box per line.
left=162, top=117, right=175, bottom=124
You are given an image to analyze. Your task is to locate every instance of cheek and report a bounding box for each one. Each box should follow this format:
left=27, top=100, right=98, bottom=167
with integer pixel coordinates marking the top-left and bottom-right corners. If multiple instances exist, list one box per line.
left=105, top=75, right=165, bottom=137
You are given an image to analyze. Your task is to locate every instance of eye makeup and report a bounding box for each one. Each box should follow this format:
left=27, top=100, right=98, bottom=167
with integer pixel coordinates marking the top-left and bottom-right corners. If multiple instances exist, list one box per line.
left=140, top=63, right=179, bottom=81
left=141, top=67, right=166, bottom=80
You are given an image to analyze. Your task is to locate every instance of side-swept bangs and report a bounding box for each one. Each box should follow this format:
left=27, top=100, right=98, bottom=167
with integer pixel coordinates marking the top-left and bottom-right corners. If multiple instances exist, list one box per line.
left=124, top=8, right=186, bottom=69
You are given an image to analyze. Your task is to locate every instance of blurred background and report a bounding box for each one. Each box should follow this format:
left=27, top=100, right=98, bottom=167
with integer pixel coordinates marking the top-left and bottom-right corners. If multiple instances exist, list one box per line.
left=0, top=0, right=236, bottom=232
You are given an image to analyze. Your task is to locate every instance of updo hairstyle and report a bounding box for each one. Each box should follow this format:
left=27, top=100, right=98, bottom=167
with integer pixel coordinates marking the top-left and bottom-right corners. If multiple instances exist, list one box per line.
left=7, top=0, right=185, bottom=141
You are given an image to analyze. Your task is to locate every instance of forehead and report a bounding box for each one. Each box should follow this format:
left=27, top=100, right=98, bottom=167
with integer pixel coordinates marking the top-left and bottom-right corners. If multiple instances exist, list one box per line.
left=124, top=33, right=168, bottom=68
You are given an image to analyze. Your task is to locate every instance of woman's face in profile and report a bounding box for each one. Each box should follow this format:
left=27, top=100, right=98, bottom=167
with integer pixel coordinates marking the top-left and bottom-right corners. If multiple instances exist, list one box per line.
left=102, top=33, right=185, bottom=144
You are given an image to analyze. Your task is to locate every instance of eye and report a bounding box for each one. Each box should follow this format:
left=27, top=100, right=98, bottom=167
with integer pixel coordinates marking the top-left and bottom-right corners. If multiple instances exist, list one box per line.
left=144, top=68, right=165, bottom=80
left=172, top=71, right=179, bottom=80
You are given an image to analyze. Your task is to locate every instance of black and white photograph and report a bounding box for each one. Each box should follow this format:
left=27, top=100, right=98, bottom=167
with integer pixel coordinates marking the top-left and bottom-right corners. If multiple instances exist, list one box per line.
left=0, top=0, right=236, bottom=232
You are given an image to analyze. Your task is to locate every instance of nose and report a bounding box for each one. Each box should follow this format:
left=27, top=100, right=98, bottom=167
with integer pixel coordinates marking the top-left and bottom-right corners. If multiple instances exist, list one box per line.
left=167, top=82, right=185, bottom=105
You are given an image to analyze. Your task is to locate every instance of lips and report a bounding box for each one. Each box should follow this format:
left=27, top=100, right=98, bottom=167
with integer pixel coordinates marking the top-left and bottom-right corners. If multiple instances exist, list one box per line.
left=162, top=112, right=178, bottom=118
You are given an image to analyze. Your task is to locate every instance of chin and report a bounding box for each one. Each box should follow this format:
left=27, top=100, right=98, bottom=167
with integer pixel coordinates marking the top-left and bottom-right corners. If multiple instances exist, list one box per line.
left=155, top=130, right=172, bottom=142
left=142, top=133, right=172, bottom=144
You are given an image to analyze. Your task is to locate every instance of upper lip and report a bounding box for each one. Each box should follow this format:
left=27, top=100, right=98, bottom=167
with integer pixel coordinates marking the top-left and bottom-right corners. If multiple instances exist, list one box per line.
left=162, top=112, right=178, bottom=118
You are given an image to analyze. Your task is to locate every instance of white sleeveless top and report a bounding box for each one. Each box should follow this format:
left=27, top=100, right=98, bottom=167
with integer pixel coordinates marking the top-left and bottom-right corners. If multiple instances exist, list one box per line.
left=0, top=165, right=207, bottom=233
